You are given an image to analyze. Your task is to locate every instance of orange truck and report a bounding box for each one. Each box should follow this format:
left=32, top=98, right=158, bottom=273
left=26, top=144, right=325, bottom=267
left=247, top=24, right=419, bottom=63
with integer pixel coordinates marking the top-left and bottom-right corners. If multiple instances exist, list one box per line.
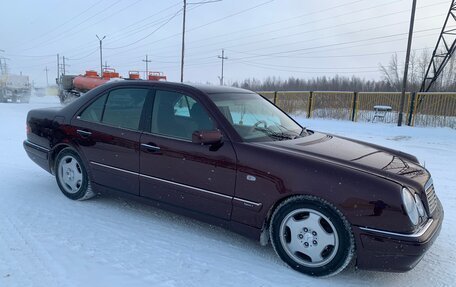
left=58, top=68, right=166, bottom=103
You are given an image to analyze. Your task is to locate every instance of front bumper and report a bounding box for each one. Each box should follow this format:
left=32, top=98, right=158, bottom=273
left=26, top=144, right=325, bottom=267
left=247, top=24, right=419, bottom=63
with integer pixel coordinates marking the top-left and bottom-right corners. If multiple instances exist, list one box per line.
left=23, top=140, right=51, bottom=173
left=353, top=198, right=444, bottom=272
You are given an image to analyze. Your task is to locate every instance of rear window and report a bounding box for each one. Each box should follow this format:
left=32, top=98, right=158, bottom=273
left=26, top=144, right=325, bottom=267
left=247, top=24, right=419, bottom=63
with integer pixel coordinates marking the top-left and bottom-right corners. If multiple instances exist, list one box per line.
left=102, top=88, right=148, bottom=130
left=79, top=93, right=107, bottom=123
left=79, top=88, right=148, bottom=130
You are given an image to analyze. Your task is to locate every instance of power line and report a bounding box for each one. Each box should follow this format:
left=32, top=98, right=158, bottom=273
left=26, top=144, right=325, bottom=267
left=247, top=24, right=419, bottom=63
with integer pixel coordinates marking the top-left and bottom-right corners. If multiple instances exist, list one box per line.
left=103, top=0, right=277, bottom=58
left=13, top=0, right=105, bottom=48
left=226, top=32, right=437, bottom=60
left=113, top=2, right=181, bottom=34
left=152, top=1, right=446, bottom=61
left=19, top=0, right=124, bottom=52
left=227, top=27, right=448, bottom=61
left=107, top=0, right=389, bottom=57
left=66, top=49, right=99, bottom=61
left=237, top=61, right=380, bottom=74
left=186, top=0, right=274, bottom=33
left=9, top=0, right=438, bottom=63
left=103, top=0, right=443, bottom=63
left=184, top=9, right=445, bottom=55
left=216, top=13, right=444, bottom=57
left=103, top=8, right=186, bottom=45
left=105, top=9, right=183, bottom=50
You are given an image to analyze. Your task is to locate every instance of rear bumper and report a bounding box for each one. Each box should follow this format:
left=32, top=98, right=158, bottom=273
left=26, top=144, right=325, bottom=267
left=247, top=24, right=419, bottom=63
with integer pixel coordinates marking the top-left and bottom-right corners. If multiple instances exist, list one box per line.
left=23, top=140, right=52, bottom=173
left=353, top=198, right=444, bottom=272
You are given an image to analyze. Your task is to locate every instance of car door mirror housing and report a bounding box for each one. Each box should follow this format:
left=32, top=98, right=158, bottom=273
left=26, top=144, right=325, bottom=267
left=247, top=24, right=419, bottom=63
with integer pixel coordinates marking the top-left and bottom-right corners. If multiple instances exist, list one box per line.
left=192, top=130, right=222, bottom=145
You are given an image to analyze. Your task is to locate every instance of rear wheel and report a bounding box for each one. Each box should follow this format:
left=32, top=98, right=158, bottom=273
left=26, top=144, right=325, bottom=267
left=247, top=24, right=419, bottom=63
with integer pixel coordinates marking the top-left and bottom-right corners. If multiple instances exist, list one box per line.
left=270, top=196, right=354, bottom=277
left=55, top=148, right=95, bottom=200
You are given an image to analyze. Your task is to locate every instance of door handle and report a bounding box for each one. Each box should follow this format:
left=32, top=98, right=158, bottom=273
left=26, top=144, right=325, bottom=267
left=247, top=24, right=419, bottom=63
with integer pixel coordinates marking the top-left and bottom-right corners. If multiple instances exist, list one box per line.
left=141, top=143, right=161, bottom=152
left=77, top=129, right=92, bottom=138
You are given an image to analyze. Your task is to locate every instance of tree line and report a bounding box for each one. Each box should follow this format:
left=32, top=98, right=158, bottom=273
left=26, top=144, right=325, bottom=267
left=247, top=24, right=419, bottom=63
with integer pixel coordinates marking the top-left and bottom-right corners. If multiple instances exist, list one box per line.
left=231, top=50, right=456, bottom=92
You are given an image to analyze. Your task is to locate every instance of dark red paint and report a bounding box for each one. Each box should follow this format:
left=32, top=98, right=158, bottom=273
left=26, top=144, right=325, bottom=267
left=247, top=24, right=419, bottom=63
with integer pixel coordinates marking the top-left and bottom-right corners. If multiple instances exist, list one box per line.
left=23, top=81, right=443, bottom=273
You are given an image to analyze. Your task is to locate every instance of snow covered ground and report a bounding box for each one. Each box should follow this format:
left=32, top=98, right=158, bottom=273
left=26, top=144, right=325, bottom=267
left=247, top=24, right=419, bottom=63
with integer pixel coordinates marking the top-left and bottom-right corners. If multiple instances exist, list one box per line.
left=0, top=95, right=455, bottom=287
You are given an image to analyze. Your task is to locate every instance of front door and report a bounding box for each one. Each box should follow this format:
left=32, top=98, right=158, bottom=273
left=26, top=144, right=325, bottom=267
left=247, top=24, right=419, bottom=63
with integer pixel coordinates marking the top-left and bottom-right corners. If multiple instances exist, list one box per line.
left=72, top=87, right=150, bottom=195
left=139, top=89, right=237, bottom=219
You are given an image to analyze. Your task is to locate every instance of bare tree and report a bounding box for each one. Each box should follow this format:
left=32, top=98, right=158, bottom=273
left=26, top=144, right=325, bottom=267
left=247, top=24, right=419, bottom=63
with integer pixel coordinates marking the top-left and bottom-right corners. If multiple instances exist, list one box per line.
left=379, top=53, right=402, bottom=91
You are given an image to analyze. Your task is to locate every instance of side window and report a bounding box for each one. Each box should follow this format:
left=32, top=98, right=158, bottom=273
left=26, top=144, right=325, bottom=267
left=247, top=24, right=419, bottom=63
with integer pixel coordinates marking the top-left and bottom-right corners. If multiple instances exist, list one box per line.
left=151, top=90, right=214, bottom=140
left=79, top=93, right=107, bottom=123
left=173, top=95, right=197, bottom=117
left=102, top=88, right=148, bottom=130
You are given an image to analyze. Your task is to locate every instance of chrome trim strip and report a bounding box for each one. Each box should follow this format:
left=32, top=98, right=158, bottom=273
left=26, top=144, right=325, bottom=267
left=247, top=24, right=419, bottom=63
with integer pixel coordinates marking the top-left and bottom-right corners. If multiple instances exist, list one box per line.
left=76, top=129, right=92, bottom=136
left=90, top=161, right=263, bottom=206
left=141, top=143, right=161, bottom=150
left=24, top=140, right=50, bottom=152
left=359, top=219, right=434, bottom=238
left=90, top=162, right=139, bottom=176
left=142, top=131, right=193, bottom=143
left=140, top=173, right=232, bottom=200
left=233, top=197, right=262, bottom=207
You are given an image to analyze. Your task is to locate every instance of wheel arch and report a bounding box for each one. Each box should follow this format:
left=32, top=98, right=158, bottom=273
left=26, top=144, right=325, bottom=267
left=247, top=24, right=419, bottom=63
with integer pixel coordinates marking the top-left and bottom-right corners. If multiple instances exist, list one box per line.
left=49, top=143, right=85, bottom=175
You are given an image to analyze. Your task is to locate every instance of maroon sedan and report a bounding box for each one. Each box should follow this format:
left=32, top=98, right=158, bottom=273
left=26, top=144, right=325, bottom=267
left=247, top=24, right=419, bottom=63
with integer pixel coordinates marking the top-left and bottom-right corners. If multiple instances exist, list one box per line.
left=24, top=81, right=443, bottom=277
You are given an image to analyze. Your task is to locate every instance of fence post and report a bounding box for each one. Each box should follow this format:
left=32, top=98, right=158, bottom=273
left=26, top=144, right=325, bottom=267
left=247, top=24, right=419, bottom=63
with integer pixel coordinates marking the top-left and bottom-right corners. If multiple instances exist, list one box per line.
left=407, top=92, right=416, bottom=126
left=351, top=91, right=358, bottom=121
left=307, top=91, right=313, bottom=118
left=273, top=91, right=278, bottom=105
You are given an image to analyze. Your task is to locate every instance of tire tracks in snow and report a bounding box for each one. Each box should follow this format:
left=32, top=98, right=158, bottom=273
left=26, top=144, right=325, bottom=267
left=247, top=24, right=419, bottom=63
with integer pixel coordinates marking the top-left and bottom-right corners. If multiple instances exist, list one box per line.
left=0, top=215, right=67, bottom=287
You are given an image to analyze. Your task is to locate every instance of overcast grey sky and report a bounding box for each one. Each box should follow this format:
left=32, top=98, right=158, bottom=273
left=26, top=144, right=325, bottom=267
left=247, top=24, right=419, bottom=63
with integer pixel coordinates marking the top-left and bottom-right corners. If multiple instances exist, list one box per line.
left=0, top=0, right=452, bottom=86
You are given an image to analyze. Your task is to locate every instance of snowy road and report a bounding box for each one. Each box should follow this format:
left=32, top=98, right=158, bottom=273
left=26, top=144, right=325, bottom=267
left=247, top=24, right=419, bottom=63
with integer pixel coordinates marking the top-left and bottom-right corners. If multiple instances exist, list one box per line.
left=0, top=95, right=455, bottom=287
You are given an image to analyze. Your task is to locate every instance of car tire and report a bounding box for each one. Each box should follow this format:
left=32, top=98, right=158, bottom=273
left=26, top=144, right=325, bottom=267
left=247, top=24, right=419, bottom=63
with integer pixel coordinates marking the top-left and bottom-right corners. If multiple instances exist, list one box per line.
left=55, top=148, right=95, bottom=201
left=270, top=195, right=355, bottom=277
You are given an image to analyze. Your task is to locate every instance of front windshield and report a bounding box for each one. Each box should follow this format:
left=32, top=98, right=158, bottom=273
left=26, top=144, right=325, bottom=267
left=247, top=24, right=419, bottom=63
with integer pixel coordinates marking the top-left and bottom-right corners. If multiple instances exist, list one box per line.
left=210, top=92, right=306, bottom=142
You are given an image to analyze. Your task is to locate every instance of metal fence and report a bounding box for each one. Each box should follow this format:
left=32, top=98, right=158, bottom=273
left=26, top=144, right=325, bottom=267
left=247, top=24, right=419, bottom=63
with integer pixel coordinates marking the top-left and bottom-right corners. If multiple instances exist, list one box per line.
left=258, top=91, right=456, bottom=128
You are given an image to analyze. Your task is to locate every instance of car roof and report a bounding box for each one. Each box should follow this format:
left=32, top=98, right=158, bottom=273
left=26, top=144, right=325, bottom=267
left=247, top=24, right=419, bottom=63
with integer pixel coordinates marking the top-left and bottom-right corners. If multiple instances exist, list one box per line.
left=102, top=80, right=255, bottom=95
left=185, top=83, right=254, bottom=94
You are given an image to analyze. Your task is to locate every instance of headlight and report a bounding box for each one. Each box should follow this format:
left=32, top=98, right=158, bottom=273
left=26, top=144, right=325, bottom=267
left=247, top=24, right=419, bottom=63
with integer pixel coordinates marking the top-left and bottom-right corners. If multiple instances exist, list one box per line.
left=414, top=193, right=426, bottom=217
left=401, top=187, right=427, bottom=226
left=402, top=188, right=419, bottom=225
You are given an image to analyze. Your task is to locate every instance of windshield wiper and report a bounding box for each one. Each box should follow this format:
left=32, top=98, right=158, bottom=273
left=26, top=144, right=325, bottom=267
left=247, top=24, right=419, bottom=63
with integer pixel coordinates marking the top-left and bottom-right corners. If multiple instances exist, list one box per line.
left=254, top=127, right=296, bottom=141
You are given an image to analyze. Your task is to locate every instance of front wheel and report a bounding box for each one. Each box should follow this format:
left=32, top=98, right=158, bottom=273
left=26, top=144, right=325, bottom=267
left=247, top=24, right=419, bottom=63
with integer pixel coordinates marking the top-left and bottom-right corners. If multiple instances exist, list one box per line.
left=270, top=196, right=355, bottom=277
left=55, top=148, right=95, bottom=200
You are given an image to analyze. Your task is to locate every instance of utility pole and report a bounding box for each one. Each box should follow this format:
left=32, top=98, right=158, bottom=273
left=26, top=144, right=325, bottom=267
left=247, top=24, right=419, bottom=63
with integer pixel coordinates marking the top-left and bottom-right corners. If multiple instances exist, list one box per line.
left=398, top=0, right=417, bottom=126
left=96, top=35, right=106, bottom=77
left=58, top=55, right=69, bottom=77
left=62, top=56, right=66, bottom=75
left=57, top=54, right=60, bottom=84
left=218, top=49, right=228, bottom=85
left=143, top=55, right=152, bottom=78
left=44, top=66, right=49, bottom=86
left=180, top=0, right=220, bottom=82
left=180, top=0, right=186, bottom=82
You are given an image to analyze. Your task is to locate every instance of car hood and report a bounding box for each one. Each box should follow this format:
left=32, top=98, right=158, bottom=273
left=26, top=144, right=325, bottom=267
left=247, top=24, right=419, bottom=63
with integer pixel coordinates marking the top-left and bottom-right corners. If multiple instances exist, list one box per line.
left=256, top=131, right=430, bottom=188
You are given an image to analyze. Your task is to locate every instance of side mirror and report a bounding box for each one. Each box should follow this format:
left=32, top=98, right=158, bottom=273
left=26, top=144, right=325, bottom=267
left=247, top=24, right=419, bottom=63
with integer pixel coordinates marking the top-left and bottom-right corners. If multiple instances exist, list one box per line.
left=192, top=130, right=222, bottom=145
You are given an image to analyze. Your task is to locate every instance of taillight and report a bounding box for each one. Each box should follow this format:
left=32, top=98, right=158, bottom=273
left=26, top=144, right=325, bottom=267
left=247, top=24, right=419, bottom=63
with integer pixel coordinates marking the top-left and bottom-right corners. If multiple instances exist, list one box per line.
left=26, top=123, right=31, bottom=134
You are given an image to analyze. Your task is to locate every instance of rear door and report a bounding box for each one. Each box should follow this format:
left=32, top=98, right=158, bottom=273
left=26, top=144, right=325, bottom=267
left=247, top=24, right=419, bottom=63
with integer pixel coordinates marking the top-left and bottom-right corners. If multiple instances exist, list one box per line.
left=71, top=87, right=150, bottom=195
left=139, top=89, right=237, bottom=219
